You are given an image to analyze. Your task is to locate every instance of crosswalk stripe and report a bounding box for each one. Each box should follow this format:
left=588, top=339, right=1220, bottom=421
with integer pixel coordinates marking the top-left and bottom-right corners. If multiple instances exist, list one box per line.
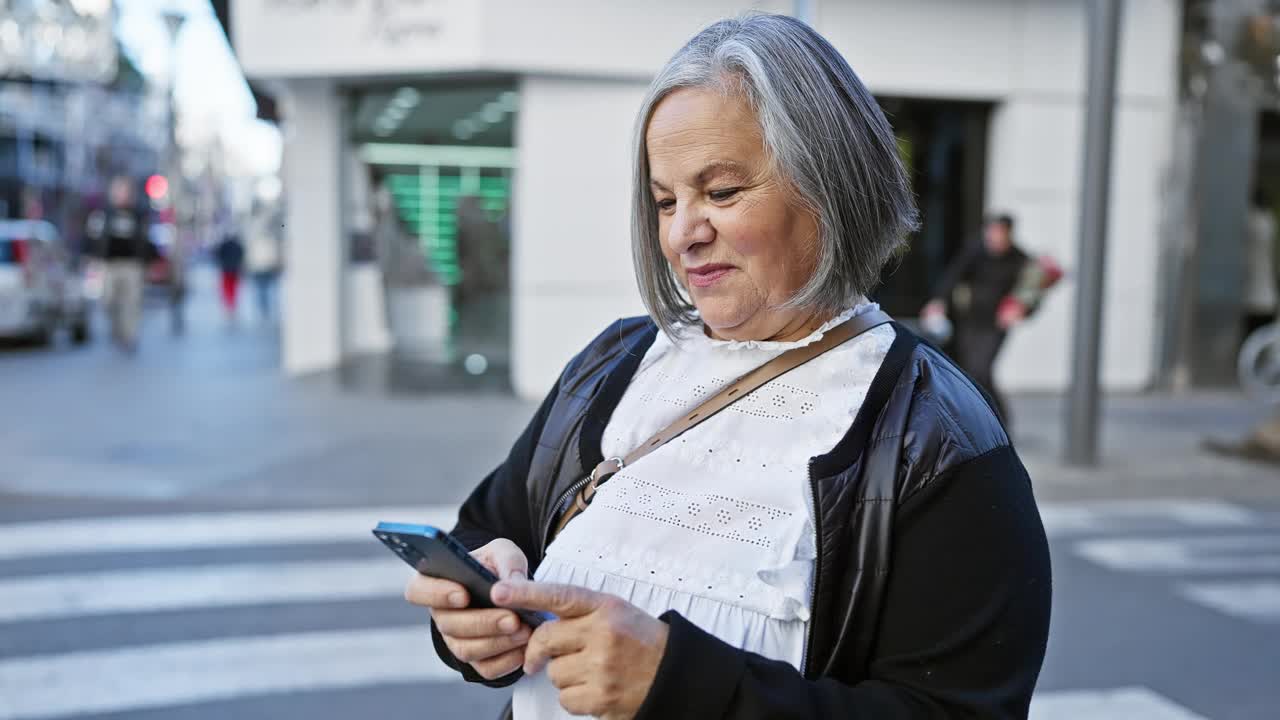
left=0, top=506, right=460, bottom=560
left=0, top=626, right=453, bottom=720
left=0, top=498, right=1257, bottom=562
left=1039, top=499, right=1256, bottom=536
left=0, top=557, right=414, bottom=623
left=1179, top=580, right=1280, bottom=624
left=1030, top=687, right=1209, bottom=719
left=1074, top=534, right=1280, bottom=573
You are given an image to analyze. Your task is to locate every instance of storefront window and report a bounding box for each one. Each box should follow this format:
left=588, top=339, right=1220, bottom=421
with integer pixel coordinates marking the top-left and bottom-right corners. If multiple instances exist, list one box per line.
left=346, top=81, right=516, bottom=391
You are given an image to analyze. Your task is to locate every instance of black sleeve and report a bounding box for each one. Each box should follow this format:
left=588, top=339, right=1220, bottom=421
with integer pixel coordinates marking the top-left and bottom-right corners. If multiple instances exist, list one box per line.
left=931, top=241, right=981, bottom=304
left=634, top=446, right=1052, bottom=720
left=429, top=370, right=566, bottom=688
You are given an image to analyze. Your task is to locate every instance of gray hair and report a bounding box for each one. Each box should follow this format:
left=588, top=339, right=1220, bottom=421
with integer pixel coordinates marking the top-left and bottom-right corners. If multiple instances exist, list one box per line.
left=631, top=13, right=919, bottom=335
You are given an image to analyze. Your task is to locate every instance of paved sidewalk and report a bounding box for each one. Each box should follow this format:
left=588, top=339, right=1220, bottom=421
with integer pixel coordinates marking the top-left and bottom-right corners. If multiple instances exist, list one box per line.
left=1013, top=393, right=1278, bottom=504
left=0, top=269, right=536, bottom=509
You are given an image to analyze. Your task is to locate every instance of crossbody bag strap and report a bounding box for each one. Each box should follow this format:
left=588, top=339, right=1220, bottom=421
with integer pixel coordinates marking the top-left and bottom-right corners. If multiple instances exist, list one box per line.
left=550, top=308, right=893, bottom=541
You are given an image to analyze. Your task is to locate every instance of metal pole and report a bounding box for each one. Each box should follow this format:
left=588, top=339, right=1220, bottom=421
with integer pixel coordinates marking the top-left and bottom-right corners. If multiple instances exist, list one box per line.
left=1065, top=0, right=1123, bottom=467
left=793, top=0, right=815, bottom=25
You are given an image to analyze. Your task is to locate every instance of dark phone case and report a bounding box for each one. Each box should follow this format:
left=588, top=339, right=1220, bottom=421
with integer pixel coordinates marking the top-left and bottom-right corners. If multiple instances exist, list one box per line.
left=373, top=522, right=550, bottom=628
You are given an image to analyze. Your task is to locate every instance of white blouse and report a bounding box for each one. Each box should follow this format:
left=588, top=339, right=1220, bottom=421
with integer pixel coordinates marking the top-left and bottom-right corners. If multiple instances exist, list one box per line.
left=512, top=305, right=894, bottom=719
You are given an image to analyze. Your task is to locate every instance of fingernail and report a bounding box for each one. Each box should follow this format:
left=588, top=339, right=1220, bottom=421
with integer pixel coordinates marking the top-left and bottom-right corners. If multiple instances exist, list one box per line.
left=508, top=569, right=526, bottom=581
left=448, top=592, right=466, bottom=608
left=491, top=582, right=511, bottom=604
left=499, top=616, right=518, bottom=633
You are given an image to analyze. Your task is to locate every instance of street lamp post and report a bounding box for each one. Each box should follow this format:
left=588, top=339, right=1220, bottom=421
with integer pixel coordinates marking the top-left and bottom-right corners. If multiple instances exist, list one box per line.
left=161, top=10, right=186, bottom=335
left=1065, top=0, right=1124, bottom=467
left=793, top=0, right=814, bottom=25
left=161, top=10, right=185, bottom=189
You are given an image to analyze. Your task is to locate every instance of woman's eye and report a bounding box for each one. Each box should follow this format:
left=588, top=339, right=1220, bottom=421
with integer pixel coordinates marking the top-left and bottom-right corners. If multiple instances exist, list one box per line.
left=655, top=198, right=677, bottom=211
left=709, top=188, right=740, bottom=202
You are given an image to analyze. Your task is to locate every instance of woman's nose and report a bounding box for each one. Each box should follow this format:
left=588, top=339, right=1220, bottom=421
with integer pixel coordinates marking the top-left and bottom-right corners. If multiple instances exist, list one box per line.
left=667, top=204, right=714, bottom=255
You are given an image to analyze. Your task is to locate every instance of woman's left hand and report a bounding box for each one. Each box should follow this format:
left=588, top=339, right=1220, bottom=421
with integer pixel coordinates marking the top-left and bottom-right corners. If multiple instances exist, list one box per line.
left=492, top=579, right=668, bottom=720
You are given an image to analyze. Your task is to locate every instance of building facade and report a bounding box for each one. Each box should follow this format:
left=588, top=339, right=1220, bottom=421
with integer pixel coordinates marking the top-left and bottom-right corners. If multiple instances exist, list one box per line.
left=232, top=0, right=1184, bottom=400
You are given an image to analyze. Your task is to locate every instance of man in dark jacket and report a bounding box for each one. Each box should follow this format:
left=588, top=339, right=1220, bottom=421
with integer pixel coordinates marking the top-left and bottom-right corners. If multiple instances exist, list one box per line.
left=88, top=175, right=151, bottom=351
left=922, top=213, right=1030, bottom=423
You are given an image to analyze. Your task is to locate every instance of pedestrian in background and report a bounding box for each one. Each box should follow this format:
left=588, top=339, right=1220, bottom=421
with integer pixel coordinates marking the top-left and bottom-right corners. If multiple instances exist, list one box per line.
left=215, top=230, right=245, bottom=322
left=454, top=195, right=509, bottom=363
left=245, top=202, right=282, bottom=323
left=165, top=219, right=189, bottom=337
left=1244, top=188, right=1277, bottom=339
left=88, top=175, right=150, bottom=352
left=922, top=214, right=1029, bottom=424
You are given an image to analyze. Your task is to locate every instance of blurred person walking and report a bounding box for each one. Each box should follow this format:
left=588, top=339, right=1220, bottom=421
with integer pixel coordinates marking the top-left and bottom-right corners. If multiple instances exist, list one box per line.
left=215, top=230, right=245, bottom=322
left=454, top=196, right=509, bottom=362
left=455, top=196, right=508, bottom=302
left=89, top=176, right=150, bottom=352
left=1244, top=188, right=1277, bottom=338
left=165, top=222, right=190, bottom=336
left=373, top=182, right=448, bottom=361
left=245, top=203, right=282, bottom=323
left=1206, top=188, right=1280, bottom=466
left=922, top=214, right=1030, bottom=424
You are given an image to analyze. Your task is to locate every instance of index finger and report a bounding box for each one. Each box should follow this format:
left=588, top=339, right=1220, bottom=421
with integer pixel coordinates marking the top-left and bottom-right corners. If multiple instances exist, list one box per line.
left=404, top=571, right=469, bottom=609
left=491, top=579, right=601, bottom=618
left=523, top=618, right=587, bottom=675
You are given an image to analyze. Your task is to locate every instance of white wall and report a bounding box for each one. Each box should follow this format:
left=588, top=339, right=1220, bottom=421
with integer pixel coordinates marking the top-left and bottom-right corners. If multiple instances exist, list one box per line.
left=234, top=0, right=482, bottom=78
left=237, top=0, right=787, bottom=79
left=479, top=0, right=789, bottom=77
left=819, top=0, right=1178, bottom=102
left=279, top=79, right=343, bottom=375
left=819, top=0, right=1018, bottom=100
left=510, top=75, right=651, bottom=399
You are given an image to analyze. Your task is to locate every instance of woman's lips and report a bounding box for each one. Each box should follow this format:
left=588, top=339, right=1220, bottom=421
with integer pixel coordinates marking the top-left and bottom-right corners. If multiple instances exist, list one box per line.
left=687, top=264, right=734, bottom=288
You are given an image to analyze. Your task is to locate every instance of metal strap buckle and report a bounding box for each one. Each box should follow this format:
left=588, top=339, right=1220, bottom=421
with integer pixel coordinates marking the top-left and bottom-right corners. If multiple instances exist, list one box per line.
left=590, top=456, right=625, bottom=482
left=583, top=457, right=624, bottom=503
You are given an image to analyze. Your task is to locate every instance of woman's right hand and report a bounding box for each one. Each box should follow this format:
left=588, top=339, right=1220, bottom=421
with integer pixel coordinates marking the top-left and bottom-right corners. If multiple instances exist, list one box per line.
left=404, top=538, right=533, bottom=680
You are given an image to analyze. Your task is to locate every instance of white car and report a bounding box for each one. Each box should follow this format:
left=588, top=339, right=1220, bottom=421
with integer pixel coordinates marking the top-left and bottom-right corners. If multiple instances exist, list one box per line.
left=0, top=220, right=90, bottom=345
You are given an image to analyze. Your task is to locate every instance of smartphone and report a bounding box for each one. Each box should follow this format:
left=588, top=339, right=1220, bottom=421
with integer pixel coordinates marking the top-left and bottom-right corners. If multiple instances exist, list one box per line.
left=373, top=522, right=553, bottom=628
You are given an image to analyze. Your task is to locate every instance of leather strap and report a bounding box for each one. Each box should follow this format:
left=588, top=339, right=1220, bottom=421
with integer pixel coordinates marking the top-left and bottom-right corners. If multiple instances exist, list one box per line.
left=550, top=308, right=893, bottom=540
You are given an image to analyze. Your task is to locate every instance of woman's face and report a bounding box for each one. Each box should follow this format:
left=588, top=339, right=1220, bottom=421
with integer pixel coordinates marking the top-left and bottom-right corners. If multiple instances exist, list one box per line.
left=646, top=87, right=823, bottom=342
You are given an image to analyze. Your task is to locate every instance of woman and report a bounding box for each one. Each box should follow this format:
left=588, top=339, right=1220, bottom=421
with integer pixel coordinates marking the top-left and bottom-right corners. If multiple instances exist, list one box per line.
left=214, top=228, right=245, bottom=320
left=245, top=201, right=283, bottom=323
left=406, top=14, right=1051, bottom=720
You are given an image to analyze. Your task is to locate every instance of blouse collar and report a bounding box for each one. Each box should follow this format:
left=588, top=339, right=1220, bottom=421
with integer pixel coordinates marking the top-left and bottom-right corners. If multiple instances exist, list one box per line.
left=678, top=302, right=878, bottom=352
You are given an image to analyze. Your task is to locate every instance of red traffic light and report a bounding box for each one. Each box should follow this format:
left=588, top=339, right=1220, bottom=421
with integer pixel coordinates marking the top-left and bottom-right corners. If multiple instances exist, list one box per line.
left=145, top=175, right=169, bottom=200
